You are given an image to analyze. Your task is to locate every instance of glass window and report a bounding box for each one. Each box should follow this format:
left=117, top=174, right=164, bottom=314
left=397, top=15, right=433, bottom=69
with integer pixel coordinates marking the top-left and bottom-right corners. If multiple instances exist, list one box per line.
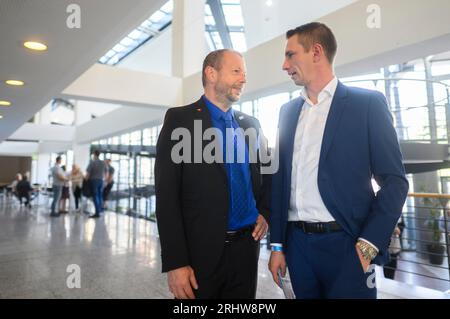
left=222, top=4, right=244, bottom=27
left=205, top=32, right=215, bottom=51
left=111, top=136, right=120, bottom=145
left=205, top=0, right=247, bottom=52
left=254, top=93, right=290, bottom=148
left=120, top=133, right=130, bottom=145
left=240, top=101, right=253, bottom=116
left=210, top=32, right=224, bottom=50
left=98, top=1, right=173, bottom=66
left=229, top=32, right=247, bottom=52
left=142, top=128, right=151, bottom=146
left=130, top=130, right=142, bottom=145
left=431, top=60, right=450, bottom=77
left=221, top=0, right=241, bottom=4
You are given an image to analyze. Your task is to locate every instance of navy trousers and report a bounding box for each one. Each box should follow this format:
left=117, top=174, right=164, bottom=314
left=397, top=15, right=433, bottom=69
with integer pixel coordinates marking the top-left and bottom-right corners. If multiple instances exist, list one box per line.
left=285, top=223, right=377, bottom=299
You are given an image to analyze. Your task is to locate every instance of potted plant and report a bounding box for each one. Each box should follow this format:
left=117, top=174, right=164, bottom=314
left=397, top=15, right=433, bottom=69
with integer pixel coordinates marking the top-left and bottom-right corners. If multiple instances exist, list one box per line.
left=426, top=208, right=445, bottom=265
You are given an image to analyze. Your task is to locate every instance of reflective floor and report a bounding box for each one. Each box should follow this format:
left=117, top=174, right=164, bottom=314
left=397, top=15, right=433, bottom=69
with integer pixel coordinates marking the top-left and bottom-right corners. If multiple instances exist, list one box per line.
left=2, top=195, right=447, bottom=299
left=0, top=195, right=283, bottom=299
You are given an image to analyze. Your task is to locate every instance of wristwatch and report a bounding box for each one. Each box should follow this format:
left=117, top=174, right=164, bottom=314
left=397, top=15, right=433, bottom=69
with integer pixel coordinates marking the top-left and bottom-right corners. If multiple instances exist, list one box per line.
left=356, top=240, right=378, bottom=261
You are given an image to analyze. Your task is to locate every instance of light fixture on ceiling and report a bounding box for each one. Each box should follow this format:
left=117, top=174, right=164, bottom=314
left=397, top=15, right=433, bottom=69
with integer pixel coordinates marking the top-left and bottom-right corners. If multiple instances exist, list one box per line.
left=5, top=80, right=24, bottom=86
left=0, top=100, right=12, bottom=107
left=266, top=0, right=273, bottom=6
left=0, top=115, right=3, bottom=119
left=23, top=41, right=48, bottom=51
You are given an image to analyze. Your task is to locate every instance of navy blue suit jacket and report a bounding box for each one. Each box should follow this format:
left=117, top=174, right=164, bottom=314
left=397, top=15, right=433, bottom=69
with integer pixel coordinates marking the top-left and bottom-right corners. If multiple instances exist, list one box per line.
left=270, top=82, right=409, bottom=265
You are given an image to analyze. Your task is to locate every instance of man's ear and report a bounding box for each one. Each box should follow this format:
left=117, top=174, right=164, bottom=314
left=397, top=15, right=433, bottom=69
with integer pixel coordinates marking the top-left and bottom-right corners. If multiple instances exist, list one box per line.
left=312, top=43, right=324, bottom=63
left=205, top=66, right=217, bottom=84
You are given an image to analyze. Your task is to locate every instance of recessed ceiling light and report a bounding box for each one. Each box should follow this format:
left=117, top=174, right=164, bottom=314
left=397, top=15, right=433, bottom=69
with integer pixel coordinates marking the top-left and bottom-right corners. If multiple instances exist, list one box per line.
left=0, top=115, right=3, bottom=119
left=0, top=100, right=12, bottom=107
left=5, top=80, right=24, bottom=86
left=23, top=41, right=47, bottom=51
left=266, top=0, right=273, bottom=6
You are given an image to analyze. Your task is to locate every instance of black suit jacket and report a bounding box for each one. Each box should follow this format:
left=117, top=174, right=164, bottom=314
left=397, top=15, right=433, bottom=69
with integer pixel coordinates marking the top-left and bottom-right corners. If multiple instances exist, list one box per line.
left=155, top=97, right=270, bottom=277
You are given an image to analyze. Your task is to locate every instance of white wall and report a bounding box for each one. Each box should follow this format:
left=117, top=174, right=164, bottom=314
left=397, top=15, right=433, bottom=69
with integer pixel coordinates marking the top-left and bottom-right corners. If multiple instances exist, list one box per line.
left=118, top=27, right=173, bottom=76
left=75, top=105, right=166, bottom=144
left=241, top=0, right=357, bottom=50
left=62, top=63, right=183, bottom=108
left=10, top=123, right=75, bottom=142
left=75, top=100, right=122, bottom=125
left=0, top=141, right=39, bottom=156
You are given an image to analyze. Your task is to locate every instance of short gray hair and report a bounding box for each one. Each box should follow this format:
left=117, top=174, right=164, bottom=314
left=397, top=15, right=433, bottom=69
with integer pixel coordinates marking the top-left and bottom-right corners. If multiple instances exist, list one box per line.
left=202, top=49, right=242, bottom=87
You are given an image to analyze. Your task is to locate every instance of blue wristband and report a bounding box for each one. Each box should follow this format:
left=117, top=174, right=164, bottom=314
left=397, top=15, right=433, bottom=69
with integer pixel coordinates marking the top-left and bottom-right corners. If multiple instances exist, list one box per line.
left=271, top=246, right=283, bottom=252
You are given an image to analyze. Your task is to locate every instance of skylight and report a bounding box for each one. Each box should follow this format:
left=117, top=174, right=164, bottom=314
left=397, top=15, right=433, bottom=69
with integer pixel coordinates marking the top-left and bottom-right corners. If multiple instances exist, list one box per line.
left=205, top=0, right=247, bottom=52
left=99, top=0, right=173, bottom=66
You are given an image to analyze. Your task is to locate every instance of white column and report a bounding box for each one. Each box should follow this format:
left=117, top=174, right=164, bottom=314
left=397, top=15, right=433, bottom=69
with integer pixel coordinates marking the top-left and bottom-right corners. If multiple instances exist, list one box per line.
left=172, top=0, right=206, bottom=78
left=74, top=100, right=92, bottom=126
left=35, top=153, right=51, bottom=185
left=73, top=100, right=93, bottom=171
left=73, top=143, right=91, bottom=172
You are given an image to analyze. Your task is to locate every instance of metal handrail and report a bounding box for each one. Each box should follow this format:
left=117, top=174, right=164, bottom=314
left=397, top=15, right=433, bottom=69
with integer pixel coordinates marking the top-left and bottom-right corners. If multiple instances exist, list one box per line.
left=395, top=192, right=450, bottom=291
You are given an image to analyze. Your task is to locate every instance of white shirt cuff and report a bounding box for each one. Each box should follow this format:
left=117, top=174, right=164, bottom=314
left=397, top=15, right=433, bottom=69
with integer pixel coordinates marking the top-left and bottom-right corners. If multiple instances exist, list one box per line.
left=270, top=243, right=283, bottom=248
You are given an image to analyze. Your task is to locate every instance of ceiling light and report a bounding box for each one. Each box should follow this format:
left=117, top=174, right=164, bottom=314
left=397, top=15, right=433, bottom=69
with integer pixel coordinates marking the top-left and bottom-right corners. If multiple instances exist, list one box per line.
left=266, top=0, right=273, bottom=6
left=0, top=100, right=12, bottom=107
left=23, top=41, right=47, bottom=51
left=5, top=80, right=24, bottom=86
left=0, top=115, right=3, bottom=119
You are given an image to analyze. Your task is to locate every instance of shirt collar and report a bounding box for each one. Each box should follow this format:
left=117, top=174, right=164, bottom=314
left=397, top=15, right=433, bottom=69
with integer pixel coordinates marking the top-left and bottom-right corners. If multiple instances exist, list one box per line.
left=300, top=76, right=338, bottom=105
left=202, top=95, right=234, bottom=121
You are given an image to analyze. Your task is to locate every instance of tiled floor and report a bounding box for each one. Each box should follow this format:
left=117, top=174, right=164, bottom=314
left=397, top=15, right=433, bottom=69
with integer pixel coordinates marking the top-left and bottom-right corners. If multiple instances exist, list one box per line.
left=0, top=196, right=283, bottom=299
left=0, top=195, right=448, bottom=299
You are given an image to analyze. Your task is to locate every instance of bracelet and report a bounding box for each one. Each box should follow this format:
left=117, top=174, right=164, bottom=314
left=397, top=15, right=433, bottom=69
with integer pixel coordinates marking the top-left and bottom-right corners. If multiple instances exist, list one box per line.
left=271, top=246, right=283, bottom=252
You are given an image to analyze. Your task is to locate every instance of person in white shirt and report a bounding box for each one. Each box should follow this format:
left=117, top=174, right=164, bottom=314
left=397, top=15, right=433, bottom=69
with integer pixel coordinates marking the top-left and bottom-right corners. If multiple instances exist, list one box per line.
left=50, top=156, right=68, bottom=217
left=268, top=22, right=408, bottom=299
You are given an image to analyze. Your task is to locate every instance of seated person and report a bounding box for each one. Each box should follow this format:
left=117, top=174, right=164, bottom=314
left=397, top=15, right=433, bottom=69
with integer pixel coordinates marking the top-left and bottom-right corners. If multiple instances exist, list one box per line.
left=9, top=173, right=22, bottom=198
left=16, top=175, right=33, bottom=208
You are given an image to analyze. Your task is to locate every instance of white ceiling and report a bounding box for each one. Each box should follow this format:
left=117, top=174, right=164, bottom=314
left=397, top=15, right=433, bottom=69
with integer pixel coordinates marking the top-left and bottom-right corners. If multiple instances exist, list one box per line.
left=0, top=0, right=166, bottom=142
left=241, top=0, right=358, bottom=49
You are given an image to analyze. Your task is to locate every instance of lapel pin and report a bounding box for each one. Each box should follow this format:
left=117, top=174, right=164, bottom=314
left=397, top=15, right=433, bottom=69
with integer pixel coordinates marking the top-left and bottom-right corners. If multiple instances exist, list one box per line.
left=196, top=108, right=202, bottom=112
left=239, top=115, right=244, bottom=120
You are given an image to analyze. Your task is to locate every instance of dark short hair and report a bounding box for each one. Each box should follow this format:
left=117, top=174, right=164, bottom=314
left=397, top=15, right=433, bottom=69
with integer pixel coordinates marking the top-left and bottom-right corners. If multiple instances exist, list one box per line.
left=93, top=150, right=100, bottom=157
left=202, top=49, right=242, bottom=87
left=56, top=156, right=62, bottom=162
left=286, top=22, right=337, bottom=64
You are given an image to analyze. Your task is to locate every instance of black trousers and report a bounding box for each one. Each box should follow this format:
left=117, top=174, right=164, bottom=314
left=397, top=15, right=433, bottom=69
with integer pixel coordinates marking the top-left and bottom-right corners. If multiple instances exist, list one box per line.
left=103, top=181, right=114, bottom=201
left=383, top=253, right=399, bottom=279
left=194, top=233, right=260, bottom=299
left=18, top=193, right=31, bottom=205
left=73, top=186, right=82, bottom=209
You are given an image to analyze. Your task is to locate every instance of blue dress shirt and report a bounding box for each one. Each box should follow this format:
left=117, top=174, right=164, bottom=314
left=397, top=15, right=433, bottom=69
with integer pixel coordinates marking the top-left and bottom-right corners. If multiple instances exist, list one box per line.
left=202, top=95, right=259, bottom=230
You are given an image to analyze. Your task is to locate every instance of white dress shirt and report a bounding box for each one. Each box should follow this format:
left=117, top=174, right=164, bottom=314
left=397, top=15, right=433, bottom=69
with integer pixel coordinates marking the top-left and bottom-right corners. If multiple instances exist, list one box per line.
left=288, top=77, right=338, bottom=223
left=271, top=76, right=378, bottom=253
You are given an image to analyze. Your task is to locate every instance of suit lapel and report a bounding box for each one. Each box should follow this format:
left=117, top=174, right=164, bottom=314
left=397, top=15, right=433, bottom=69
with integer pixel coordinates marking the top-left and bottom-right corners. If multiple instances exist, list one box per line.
left=192, top=98, right=228, bottom=183
left=284, top=98, right=304, bottom=178
left=319, top=81, right=348, bottom=164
